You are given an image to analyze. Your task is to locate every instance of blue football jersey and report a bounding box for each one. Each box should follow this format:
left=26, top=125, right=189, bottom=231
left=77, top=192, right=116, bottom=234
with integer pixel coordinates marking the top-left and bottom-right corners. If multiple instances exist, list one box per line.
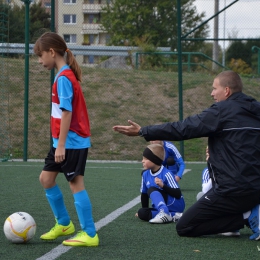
left=163, top=141, right=185, bottom=178
left=140, top=165, right=179, bottom=193
left=202, top=167, right=210, bottom=184
left=140, top=166, right=185, bottom=212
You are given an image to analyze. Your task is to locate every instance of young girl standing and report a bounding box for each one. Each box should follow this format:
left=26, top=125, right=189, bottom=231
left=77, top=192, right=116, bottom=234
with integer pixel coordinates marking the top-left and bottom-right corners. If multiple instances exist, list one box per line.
left=34, top=32, right=99, bottom=247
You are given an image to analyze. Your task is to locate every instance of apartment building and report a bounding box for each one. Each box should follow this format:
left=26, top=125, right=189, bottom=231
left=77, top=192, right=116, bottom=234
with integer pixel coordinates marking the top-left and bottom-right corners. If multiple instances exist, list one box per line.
left=57, top=0, right=110, bottom=65
left=13, top=0, right=110, bottom=65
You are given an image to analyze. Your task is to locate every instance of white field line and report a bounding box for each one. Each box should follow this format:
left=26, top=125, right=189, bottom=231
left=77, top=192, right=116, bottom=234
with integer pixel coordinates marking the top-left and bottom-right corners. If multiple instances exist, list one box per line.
left=183, top=169, right=191, bottom=175
left=35, top=169, right=191, bottom=260
left=0, top=162, right=191, bottom=259
left=35, top=196, right=140, bottom=260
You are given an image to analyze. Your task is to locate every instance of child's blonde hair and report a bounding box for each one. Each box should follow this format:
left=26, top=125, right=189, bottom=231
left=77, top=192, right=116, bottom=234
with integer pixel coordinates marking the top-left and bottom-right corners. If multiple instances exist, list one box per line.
left=147, top=143, right=165, bottom=161
left=34, top=32, right=82, bottom=82
left=150, top=140, right=163, bottom=146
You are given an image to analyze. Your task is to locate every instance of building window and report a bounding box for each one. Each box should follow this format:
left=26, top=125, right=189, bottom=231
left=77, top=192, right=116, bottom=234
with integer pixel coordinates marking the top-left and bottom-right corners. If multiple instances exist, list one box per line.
left=63, top=0, right=76, bottom=3
left=63, top=14, right=76, bottom=24
left=89, top=14, right=94, bottom=23
left=89, top=55, right=94, bottom=64
left=105, top=34, right=110, bottom=44
left=63, top=34, right=77, bottom=44
left=45, top=3, right=51, bottom=8
left=89, top=35, right=95, bottom=44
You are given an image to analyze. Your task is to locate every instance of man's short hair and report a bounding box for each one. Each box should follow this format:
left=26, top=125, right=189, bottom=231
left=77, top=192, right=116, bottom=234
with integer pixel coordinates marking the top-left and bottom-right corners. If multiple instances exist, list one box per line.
left=216, top=70, right=243, bottom=93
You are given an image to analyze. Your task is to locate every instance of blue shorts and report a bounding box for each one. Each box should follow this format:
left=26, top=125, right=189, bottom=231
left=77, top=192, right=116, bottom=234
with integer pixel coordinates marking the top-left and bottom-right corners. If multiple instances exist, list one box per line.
left=43, top=147, right=88, bottom=181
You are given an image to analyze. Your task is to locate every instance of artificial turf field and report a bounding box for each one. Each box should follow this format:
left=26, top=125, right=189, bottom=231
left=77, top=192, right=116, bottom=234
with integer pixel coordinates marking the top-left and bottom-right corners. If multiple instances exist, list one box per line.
left=0, top=161, right=259, bottom=260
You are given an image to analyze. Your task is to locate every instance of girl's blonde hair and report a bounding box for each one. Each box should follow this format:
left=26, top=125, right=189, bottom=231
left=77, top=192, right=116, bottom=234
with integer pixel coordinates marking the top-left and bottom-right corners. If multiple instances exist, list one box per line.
left=34, top=32, right=82, bottom=82
left=147, top=143, right=165, bottom=161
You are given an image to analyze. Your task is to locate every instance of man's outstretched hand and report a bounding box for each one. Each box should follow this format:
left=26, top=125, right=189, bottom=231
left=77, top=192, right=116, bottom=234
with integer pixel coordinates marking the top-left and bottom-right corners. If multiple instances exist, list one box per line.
left=113, top=120, right=141, bottom=136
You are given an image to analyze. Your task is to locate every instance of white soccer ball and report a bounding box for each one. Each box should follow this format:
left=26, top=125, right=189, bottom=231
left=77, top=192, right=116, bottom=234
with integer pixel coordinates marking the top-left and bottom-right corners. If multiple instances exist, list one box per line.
left=3, top=212, right=36, bottom=243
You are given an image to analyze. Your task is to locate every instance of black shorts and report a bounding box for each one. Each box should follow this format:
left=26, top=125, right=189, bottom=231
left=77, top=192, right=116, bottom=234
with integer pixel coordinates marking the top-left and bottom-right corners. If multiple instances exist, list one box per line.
left=43, top=147, right=88, bottom=181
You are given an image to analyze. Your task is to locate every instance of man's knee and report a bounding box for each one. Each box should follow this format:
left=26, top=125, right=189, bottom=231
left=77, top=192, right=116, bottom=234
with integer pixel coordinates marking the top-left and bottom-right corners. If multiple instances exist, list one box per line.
left=176, top=218, right=192, bottom=237
left=176, top=220, right=184, bottom=236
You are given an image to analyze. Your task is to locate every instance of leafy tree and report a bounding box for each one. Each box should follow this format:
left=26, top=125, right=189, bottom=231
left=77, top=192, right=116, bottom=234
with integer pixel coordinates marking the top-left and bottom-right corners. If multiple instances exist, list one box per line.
left=101, top=0, right=209, bottom=52
left=4, top=1, right=50, bottom=43
left=226, top=41, right=250, bottom=65
left=8, top=4, right=25, bottom=43
left=229, top=58, right=252, bottom=75
left=245, top=40, right=260, bottom=72
left=0, top=3, right=24, bottom=57
left=29, top=1, right=51, bottom=42
left=226, top=39, right=260, bottom=73
left=0, top=3, right=10, bottom=42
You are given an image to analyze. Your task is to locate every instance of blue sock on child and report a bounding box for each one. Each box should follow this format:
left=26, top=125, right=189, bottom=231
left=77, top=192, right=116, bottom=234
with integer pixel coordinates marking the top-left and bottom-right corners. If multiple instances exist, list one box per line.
left=45, top=184, right=70, bottom=226
left=150, top=190, right=169, bottom=214
left=74, top=190, right=96, bottom=237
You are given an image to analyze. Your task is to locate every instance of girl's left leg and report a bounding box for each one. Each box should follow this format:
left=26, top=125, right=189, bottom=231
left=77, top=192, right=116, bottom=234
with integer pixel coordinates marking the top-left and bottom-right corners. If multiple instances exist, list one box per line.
left=62, top=175, right=99, bottom=247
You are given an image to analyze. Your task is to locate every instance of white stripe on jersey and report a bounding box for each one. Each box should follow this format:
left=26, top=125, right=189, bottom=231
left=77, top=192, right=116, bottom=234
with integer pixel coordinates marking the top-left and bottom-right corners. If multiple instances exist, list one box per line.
left=165, top=141, right=182, bottom=159
left=140, top=177, right=144, bottom=193
left=51, top=102, right=62, bottom=119
left=202, top=168, right=210, bottom=184
left=165, top=172, right=179, bottom=188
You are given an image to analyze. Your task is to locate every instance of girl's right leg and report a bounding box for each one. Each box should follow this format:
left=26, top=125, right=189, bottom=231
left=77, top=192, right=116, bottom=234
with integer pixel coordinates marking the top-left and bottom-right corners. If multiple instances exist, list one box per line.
left=39, top=170, right=75, bottom=240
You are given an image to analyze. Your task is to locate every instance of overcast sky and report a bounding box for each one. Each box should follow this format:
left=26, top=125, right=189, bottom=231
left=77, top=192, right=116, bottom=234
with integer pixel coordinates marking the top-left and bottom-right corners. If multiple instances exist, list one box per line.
left=194, top=0, right=260, bottom=39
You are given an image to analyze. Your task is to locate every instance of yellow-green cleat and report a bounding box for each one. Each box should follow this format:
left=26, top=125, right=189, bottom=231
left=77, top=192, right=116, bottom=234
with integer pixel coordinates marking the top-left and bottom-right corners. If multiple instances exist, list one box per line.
left=62, top=231, right=99, bottom=247
left=40, top=221, right=75, bottom=240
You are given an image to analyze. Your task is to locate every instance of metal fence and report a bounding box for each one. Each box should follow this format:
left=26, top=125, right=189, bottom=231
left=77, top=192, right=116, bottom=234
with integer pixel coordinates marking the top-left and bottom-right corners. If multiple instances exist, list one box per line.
left=1, top=0, right=260, bottom=162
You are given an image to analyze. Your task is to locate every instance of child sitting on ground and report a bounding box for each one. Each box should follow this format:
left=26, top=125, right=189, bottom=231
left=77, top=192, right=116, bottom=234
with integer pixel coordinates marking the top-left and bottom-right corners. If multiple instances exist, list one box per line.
left=136, top=143, right=185, bottom=223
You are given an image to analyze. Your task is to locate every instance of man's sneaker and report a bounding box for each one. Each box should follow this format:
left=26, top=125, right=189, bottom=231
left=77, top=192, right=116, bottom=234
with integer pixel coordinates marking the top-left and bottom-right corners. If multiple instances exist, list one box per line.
left=172, top=212, right=183, bottom=223
left=220, top=230, right=240, bottom=237
left=248, top=204, right=260, bottom=240
left=40, top=221, right=75, bottom=240
left=149, top=210, right=173, bottom=224
left=62, top=231, right=99, bottom=247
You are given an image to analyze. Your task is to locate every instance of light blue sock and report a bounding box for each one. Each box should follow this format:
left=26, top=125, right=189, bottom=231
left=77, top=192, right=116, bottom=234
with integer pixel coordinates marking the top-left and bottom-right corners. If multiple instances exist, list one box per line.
left=74, top=190, right=96, bottom=237
left=150, top=190, right=169, bottom=214
left=45, top=184, right=70, bottom=226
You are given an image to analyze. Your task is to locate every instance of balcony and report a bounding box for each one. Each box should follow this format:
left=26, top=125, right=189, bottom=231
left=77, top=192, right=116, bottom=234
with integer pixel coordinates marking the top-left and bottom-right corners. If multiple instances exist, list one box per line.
left=82, top=23, right=103, bottom=34
left=82, top=4, right=106, bottom=13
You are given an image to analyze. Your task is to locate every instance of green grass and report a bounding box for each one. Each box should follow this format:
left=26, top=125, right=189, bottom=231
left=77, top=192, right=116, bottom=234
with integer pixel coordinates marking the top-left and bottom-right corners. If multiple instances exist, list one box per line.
left=0, top=161, right=259, bottom=260
left=1, top=56, right=260, bottom=161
